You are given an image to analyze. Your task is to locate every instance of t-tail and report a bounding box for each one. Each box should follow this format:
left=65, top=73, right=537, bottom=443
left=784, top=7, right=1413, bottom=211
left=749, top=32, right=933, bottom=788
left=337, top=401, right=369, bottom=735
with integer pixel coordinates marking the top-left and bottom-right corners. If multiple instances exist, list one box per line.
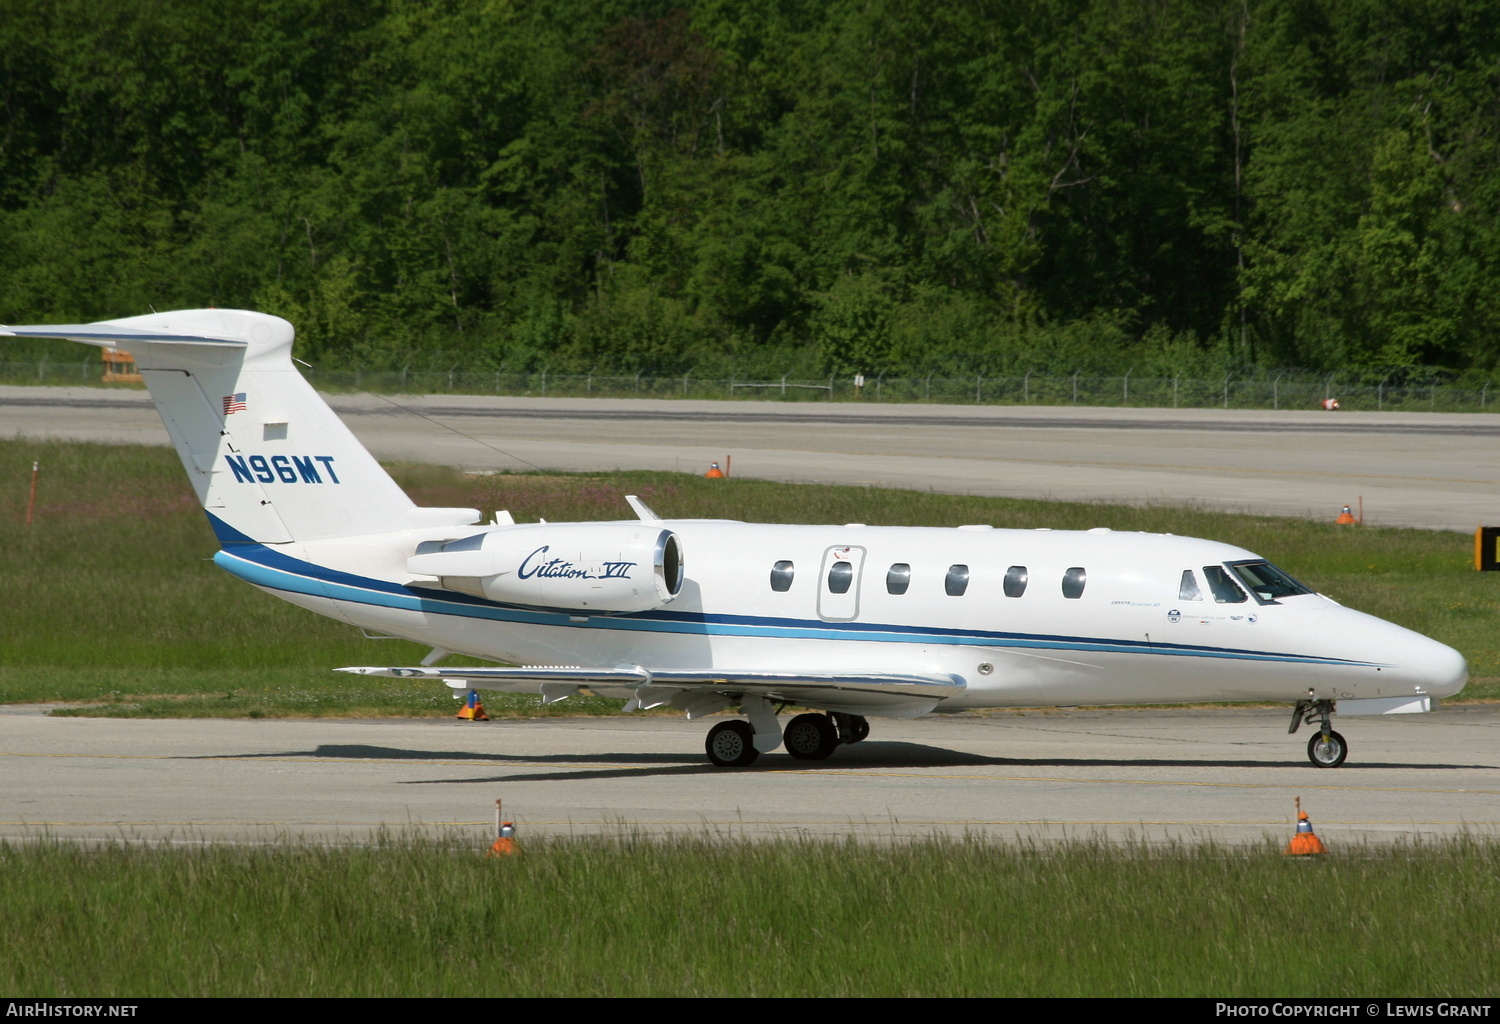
left=2, top=309, right=478, bottom=544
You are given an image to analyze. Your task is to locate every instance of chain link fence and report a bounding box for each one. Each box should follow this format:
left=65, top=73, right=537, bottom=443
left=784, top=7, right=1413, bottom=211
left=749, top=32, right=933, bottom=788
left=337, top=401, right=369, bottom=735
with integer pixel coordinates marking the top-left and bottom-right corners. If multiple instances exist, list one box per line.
left=2, top=359, right=1494, bottom=412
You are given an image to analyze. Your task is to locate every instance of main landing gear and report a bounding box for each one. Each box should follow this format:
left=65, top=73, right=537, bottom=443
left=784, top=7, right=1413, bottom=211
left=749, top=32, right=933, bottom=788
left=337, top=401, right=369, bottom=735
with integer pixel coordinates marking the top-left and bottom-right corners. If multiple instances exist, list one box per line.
left=704, top=709, right=870, bottom=767
left=1289, top=699, right=1348, bottom=768
left=705, top=720, right=758, bottom=767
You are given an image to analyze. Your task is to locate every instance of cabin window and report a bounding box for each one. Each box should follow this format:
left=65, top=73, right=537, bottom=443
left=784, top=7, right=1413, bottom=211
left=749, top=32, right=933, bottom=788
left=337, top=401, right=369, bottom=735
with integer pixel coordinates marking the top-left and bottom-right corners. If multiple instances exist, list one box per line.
left=886, top=563, right=911, bottom=595
left=1227, top=560, right=1312, bottom=603
left=1003, top=565, right=1028, bottom=598
left=1202, top=565, right=1248, bottom=604
left=1178, top=570, right=1204, bottom=601
left=770, top=560, right=795, bottom=592
left=827, top=560, right=854, bottom=595
left=1062, top=567, right=1087, bottom=599
left=945, top=564, right=970, bottom=597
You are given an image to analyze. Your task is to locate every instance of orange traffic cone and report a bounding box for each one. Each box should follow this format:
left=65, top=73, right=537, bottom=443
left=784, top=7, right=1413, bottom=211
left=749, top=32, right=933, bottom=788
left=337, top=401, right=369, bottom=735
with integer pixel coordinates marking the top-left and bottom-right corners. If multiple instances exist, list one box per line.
left=456, top=688, right=489, bottom=721
left=1335, top=505, right=1356, bottom=525
left=488, top=800, right=519, bottom=857
left=489, top=821, right=519, bottom=857
left=705, top=462, right=725, bottom=479
left=1320, top=398, right=1341, bottom=410
left=1284, top=797, right=1329, bottom=856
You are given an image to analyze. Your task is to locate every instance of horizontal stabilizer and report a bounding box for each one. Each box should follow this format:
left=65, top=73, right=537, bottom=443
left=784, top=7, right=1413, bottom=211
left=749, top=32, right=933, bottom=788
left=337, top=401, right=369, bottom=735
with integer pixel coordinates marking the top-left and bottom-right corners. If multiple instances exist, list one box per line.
left=336, top=664, right=966, bottom=717
left=1, top=316, right=249, bottom=348
left=6, top=308, right=464, bottom=543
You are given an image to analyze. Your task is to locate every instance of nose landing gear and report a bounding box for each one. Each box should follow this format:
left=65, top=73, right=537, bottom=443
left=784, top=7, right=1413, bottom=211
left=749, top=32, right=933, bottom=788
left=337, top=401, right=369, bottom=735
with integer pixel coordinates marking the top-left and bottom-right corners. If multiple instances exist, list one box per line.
left=1289, top=699, right=1348, bottom=768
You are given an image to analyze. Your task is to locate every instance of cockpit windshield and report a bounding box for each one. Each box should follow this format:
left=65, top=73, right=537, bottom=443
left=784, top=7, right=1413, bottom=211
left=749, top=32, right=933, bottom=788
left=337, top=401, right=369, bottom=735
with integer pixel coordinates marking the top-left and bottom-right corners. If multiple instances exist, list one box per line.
left=1226, top=560, right=1313, bottom=603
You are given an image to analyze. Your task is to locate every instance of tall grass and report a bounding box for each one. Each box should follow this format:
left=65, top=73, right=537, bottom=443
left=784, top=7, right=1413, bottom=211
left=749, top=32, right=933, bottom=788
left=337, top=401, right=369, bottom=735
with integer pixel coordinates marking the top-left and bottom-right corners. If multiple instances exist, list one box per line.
left=2, top=834, right=1496, bottom=996
left=3, top=438, right=1496, bottom=712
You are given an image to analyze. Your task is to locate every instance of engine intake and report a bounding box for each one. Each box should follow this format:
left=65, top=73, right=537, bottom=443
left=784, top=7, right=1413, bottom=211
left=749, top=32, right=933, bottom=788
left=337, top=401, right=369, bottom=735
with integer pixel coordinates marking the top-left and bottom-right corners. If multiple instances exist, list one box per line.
left=407, top=522, right=684, bottom=613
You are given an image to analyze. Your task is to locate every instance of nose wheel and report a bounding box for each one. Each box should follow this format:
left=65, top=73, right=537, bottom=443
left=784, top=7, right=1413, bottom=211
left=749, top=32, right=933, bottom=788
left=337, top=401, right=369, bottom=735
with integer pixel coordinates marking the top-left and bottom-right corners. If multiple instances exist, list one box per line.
left=1307, top=730, right=1348, bottom=768
left=1290, top=699, right=1349, bottom=768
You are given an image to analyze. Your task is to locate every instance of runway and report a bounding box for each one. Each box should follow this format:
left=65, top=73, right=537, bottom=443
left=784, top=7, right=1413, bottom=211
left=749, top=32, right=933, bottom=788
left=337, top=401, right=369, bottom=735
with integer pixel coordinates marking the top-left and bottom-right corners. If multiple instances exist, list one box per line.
left=3, top=385, right=1497, bottom=848
left=2, top=704, right=1496, bottom=847
left=4, top=385, right=1499, bottom=531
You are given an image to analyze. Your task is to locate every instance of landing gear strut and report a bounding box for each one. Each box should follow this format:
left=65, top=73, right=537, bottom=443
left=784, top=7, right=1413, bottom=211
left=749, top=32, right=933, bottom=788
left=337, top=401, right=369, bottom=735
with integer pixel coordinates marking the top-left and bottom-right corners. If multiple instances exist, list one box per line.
left=1289, top=699, right=1348, bottom=768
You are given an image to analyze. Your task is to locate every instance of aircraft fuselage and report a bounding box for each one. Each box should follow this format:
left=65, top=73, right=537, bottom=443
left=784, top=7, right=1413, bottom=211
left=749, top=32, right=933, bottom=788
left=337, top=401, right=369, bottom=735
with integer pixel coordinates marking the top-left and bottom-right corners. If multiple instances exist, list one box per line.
left=215, top=518, right=1466, bottom=711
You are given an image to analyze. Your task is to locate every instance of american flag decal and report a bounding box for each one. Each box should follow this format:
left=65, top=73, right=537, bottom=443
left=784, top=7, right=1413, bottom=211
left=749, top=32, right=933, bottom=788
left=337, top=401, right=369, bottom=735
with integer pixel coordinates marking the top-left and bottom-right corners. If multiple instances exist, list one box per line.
left=223, top=393, right=247, bottom=415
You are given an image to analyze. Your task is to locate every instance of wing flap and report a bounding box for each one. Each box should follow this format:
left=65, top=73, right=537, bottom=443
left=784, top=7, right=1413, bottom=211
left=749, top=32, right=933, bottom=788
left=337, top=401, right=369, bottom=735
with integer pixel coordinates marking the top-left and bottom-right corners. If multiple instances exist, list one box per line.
left=335, top=664, right=965, bottom=717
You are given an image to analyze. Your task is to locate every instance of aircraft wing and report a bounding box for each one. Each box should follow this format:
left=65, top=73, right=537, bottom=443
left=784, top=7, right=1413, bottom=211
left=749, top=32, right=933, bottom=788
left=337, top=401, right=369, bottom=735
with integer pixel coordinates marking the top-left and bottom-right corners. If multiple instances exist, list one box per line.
left=336, top=664, right=965, bottom=718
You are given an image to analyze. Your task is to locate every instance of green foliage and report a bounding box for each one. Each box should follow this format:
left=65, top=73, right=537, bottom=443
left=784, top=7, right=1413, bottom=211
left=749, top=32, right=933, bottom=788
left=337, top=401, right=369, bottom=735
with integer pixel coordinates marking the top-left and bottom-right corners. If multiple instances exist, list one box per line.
left=3, top=0, right=1500, bottom=375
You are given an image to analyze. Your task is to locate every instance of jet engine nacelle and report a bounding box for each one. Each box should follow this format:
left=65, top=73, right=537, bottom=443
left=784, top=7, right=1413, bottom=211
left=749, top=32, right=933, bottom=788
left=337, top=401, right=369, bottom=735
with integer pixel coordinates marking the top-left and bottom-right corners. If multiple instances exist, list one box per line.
left=406, top=522, right=684, bottom=613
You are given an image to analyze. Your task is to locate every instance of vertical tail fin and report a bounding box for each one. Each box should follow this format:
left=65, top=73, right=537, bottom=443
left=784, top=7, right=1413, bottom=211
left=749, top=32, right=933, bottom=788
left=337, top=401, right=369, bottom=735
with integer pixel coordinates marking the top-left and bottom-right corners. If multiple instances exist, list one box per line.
left=3, top=309, right=478, bottom=543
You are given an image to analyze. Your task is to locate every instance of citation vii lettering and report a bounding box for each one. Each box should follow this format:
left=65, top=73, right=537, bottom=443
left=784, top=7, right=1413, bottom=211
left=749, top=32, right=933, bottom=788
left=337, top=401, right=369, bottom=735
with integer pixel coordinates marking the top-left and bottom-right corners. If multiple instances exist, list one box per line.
left=517, top=546, right=636, bottom=581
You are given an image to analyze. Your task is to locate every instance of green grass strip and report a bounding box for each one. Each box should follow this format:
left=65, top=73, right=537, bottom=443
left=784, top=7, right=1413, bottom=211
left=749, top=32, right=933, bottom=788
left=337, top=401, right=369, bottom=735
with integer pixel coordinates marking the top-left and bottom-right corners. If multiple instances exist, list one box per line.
left=2, top=833, right=1496, bottom=997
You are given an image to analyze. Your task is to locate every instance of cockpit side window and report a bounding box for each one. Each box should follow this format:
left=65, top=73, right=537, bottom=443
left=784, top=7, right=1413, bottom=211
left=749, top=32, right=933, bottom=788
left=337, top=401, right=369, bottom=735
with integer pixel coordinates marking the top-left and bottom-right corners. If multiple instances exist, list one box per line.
left=1227, top=560, right=1313, bottom=603
left=1202, top=565, right=1248, bottom=604
left=1178, top=569, right=1203, bottom=601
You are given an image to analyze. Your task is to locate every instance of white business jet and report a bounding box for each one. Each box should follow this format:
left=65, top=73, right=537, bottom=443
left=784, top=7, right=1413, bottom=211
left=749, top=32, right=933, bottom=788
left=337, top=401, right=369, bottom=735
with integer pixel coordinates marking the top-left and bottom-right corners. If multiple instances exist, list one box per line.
left=4, top=309, right=1468, bottom=767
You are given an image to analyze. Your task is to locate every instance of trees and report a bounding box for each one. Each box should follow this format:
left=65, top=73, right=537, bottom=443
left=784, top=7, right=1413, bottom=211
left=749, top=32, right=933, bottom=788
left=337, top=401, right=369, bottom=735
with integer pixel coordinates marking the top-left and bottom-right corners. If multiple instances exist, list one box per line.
left=2, top=0, right=1498, bottom=377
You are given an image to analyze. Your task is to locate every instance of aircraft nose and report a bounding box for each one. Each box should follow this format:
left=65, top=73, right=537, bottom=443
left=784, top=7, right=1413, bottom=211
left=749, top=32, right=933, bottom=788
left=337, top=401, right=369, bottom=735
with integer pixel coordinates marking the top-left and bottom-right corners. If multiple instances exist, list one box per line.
left=1336, top=609, right=1467, bottom=699
left=1414, top=635, right=1468, bottom=698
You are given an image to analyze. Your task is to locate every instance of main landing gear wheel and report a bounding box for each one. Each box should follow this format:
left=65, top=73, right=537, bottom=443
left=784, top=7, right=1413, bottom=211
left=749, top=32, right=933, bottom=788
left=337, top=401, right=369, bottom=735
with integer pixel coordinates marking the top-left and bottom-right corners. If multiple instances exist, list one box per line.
left=1307, top=730, right=1348, bottom=768
left=706, top=720, right=759, bottom=767
left=783, top=713, right=839, bottom=760
left=833, top=712, right=870, bottom=744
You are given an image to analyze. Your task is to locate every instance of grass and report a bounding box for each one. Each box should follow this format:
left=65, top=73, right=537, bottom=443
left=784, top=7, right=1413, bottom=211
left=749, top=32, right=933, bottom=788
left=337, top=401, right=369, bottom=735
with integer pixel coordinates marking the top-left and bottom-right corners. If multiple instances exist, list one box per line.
left=3, top=438, right=1497, bottom=715
left=2, top=832, right=1496, bottom=997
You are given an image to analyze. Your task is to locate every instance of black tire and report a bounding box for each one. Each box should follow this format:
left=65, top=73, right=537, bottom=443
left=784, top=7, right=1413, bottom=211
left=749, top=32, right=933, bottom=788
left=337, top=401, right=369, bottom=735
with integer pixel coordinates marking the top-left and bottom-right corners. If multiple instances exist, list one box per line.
left=706, top=720, right=759, bottom=767
left=1307, top=730, right=1348, bottom=768
left=783, top=712, right=839, bottom=760
left=831, top=712, right=870, bottom=744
